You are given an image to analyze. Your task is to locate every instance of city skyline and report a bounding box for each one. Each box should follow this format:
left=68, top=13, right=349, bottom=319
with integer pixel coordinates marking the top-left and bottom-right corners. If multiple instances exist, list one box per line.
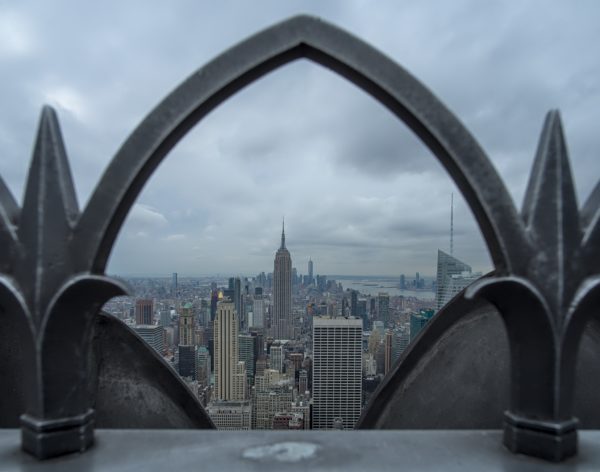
left=1, top=2, right=598, bottom=277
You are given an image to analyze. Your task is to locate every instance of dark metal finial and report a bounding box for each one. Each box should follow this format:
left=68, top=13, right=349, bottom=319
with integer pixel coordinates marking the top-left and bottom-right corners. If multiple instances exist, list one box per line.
left=281, top=217, right=286, bottom=249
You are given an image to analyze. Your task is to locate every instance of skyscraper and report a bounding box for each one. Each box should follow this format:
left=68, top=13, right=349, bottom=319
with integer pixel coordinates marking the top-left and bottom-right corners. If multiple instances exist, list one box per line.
left=178, top=302, right=196, bottom=379
left=228, top=277, right=242, bottom=325
left=410, top=309, right=435, bottom=342
left=135, top=299, right=153, bottom=325
left=308, top=258, right=313, bottom=285
left=270, top=344, right=284, bottom=373
left=435, top=250, right=472, bottom=311
left=252, top=287, right=265, bottom=328
left=238, top=334, right=256, bottom=382
left=350, top=290, right=358, bottom=317
left=384, top=329, right=393, bottom=375
left=171, top=272, right=178, bottom=297
left=134, top=325, right=164, bottom=354
left=272, top=221, right=292, bottom=339
left=312, top=316, right=362, bottom=430
left=377, top=292, right=390, bottom=325
left=214, top=299, right=245, bottom=400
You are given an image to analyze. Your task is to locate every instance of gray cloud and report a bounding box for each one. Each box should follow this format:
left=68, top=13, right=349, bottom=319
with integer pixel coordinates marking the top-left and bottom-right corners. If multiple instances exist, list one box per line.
left=1, top=1, right=598, bottom=277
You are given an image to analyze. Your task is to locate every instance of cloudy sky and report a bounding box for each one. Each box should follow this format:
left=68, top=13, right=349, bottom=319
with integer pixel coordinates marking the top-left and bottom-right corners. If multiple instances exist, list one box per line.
left=1, top=1, right=598, bottom=277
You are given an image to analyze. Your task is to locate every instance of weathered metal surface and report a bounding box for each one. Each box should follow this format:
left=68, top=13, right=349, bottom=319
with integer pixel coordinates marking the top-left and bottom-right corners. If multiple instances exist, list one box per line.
left=0, top=310, right=214, bottom=430
left=1, top=429, right=599, bottom=471
left=90, top=312, right=214, bottom=429
left=0, top=14, right=597, bottom=462
left=359, top=292, right=600, bottom=429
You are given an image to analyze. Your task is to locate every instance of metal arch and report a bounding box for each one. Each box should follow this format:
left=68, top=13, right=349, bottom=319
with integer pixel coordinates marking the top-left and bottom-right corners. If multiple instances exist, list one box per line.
left=75, top=14, right=528, bottom=276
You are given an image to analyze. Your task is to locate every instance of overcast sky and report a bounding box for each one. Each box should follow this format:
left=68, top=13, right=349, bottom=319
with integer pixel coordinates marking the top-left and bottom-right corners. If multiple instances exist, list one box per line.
left=1, top=1, right=598, bottom=277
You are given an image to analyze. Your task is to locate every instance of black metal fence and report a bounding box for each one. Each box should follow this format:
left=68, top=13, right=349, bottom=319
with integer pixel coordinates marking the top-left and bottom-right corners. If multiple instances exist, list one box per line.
left=0, top=15, right=598, bottom=463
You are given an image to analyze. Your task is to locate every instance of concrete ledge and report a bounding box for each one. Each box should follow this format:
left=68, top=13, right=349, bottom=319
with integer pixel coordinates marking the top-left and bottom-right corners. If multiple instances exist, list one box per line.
left=1, top=430, right=599, bottom=471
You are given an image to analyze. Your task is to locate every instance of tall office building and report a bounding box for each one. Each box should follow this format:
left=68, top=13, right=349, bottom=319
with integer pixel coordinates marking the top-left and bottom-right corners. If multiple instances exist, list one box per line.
left=228, top=277, right=242, bottom=325
left=196, top=346, right=211, bottom=388
left=179, top=303, right=195, bottom=345
left=298, top=369, right=308, bottom=395
left=214, top=299, right=245, bottom=400
left=308, top=258, right=314, bottom=285
left=171, top=272, right=178, bottom=297
left=232, top=361, right=248, bottom=400
left=435, top=250, right=472, bottom=311
left=270, top=344, right=284, bottom=373
left=384, top=330, right=393, bottom=375
left=350, top=290, right=358, bottom=317
left=410, top=309, right=435, bottom=342
left=135, top=299, right=153, bottom=325
left=272, top=221, right=292, bottom=339
left=159, top=309, right=171, bottom=327
left=178, top=303, right=196, bottom=379
left=134, top=325, right=164, bottom=354
left=239, top=334, right=256, bottom=382
left=252, top=287, right=265, bottom=328
left=377, top=293, right=390, bottom=325
left=312, top=316, right=362, bottom=430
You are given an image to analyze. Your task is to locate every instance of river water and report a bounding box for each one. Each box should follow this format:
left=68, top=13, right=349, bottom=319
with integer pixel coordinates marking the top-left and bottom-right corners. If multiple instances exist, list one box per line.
left=335, top=277, right=435, bottom=300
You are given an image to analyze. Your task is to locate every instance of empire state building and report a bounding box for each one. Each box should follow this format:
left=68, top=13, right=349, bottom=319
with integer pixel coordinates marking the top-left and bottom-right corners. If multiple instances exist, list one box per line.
left=272, top=221, right=292, bottom=340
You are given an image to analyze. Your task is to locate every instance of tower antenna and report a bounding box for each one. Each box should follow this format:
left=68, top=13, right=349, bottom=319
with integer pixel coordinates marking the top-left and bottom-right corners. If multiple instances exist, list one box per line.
left=450, top=193, right=454, bottom=255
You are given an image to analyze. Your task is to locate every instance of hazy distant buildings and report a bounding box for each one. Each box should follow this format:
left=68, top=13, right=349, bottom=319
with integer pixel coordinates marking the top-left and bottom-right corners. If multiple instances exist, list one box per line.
left=435, top=250, right=472, bottom=311
left=308, top=258, right=314, bottom=285
left=135, top=299, right=153, bottom=325
left=159, top=309, right=171, bottom=327
left=272, top=222, right=292, bottom=339
left=312, top=316, right=362, bottom=430
left=171, top=272, right=178, bottom=297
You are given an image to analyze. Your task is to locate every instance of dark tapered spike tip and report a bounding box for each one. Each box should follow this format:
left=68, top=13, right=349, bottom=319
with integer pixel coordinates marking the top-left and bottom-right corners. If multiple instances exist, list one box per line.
left=22, top=106, right=79, bottom=223
left=16, top=106, right=81, bottom=316
left=522, top=111, right=579, bottom=228
left=520, top=110, right=582, bottom=314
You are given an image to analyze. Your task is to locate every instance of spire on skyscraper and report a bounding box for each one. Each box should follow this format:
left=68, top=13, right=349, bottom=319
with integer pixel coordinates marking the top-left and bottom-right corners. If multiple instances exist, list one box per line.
left=281, top=217, right=286, bottom=249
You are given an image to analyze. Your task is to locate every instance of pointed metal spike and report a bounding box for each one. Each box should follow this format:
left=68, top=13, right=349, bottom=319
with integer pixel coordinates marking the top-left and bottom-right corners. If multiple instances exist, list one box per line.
left=20, top=106, right=79, bottom=224
left=0, top=175, right=19, bottom=227
left=581, top=181, right=600, bottom=228
left=16, top=106, right=80, bottom=319
left=521, top=110, right=582, bottom=316
left=0, top=176, right=19, bottom=272
left=582, top=181, right=600, bottom=272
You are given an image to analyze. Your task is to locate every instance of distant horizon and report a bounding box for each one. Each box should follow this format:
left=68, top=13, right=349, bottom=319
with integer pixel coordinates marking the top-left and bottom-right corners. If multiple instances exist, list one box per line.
left=109, top=273, right=437, bottom=280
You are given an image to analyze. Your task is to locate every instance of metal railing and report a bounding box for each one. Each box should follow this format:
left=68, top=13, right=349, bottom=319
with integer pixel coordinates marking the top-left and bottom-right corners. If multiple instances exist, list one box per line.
left=0, top=15, right=598, bottom=462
